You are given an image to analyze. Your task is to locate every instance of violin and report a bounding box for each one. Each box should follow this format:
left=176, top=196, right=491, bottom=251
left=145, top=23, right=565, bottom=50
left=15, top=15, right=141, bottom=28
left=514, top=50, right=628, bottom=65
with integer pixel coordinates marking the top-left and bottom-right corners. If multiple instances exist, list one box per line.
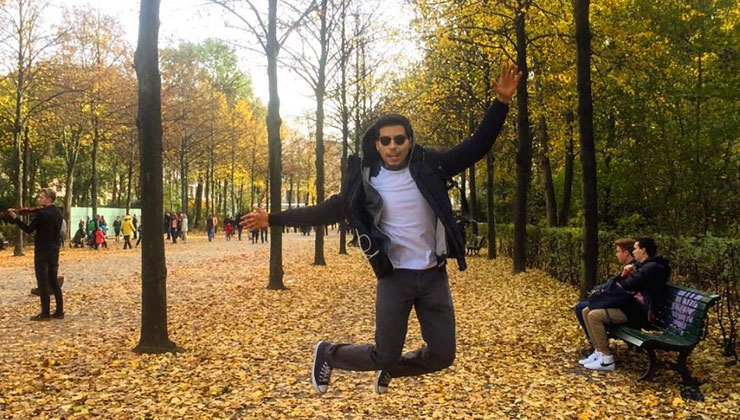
left=0, top=205, right=45, bottom=220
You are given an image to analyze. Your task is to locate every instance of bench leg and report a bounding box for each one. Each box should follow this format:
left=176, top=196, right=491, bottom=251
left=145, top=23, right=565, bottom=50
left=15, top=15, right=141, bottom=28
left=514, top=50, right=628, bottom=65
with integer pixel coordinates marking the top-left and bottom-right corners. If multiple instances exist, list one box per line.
left=676, top=349, right=700, bottom=386
left=638, top=348, right=659, bottom=381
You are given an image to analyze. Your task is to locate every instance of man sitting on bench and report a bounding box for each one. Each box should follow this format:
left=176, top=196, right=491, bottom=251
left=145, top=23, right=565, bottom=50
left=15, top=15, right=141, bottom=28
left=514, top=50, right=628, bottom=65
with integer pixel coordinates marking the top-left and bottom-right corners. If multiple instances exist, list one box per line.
left=575, top=238, right=636, bottom=357
left=578, top=237, right=671, bottom=371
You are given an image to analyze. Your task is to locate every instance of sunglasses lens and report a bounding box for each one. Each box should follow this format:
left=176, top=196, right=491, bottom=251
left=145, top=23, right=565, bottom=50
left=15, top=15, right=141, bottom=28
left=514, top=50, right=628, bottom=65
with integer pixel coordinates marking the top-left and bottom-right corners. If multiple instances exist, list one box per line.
left=379, top=136, right=391, bottom=146
left=394, top=135, right=408, bottom=145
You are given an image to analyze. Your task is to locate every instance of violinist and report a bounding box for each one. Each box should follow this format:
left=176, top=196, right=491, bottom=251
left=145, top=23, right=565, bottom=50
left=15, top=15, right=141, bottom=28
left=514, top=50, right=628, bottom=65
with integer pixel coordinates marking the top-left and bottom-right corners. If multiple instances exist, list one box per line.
left=6, top=188, right=64, bottom=321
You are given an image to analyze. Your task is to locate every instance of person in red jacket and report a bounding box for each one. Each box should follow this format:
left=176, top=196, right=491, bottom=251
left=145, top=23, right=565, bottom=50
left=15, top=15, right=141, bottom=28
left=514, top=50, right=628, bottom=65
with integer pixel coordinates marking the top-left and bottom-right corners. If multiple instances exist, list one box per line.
left=94, top=228, right=107, bottom=249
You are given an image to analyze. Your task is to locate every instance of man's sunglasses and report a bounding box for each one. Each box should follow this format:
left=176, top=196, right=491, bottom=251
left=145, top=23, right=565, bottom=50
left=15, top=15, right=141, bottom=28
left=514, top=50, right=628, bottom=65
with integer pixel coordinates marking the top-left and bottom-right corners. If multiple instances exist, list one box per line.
left=378, top=135, right=409, bottom=146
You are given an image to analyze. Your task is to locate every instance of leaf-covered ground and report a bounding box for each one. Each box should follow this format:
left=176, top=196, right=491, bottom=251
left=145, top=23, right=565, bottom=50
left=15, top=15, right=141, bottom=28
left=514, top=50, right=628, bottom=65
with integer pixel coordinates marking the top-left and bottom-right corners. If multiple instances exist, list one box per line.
left=1, top=233, right=738, bottom=419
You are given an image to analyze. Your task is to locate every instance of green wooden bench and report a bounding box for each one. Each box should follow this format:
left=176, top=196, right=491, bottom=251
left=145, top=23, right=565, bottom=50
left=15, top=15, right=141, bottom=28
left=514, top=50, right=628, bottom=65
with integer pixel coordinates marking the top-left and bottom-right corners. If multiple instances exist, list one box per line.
left=466, top=235, right=486, bottom=256
left=611, top=284, right=719, bottom=385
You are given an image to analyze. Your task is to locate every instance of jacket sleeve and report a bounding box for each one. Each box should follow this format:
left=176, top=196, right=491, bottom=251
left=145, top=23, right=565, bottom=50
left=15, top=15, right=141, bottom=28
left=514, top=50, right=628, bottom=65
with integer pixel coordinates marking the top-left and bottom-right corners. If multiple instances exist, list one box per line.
left=14, top=213, right=39, bottom=234
left=438, top=99, right=509, bottom=177
left=621, top=262, right=660, bottom=292
left=268, top=194, right=345, bottom=227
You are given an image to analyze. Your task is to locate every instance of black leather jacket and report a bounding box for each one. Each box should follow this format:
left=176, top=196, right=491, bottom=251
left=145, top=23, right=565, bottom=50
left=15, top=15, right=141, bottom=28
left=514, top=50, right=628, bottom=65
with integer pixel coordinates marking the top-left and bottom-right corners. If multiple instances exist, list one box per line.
left=269, top=100, right=510, bottom=278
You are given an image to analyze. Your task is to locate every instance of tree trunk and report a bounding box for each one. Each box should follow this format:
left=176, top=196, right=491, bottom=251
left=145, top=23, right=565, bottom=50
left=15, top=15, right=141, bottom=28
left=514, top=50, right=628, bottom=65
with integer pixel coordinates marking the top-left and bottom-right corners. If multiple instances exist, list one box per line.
left=538, top=115, right=558, bottom=227
left=559, top=110, right=575, bottom=227
left=112, top=161, right=119, bottom=207
left=180, top=136, right=189, bottom=216
left=205, top=153, right=211, bottom=217
left=133, top=0, right=178, bottom=354
left=575, top=0, right=598, bottom=299
left=125, top=159, right=133, bottom=213
left=22, top=128, right=29, bottom=209
left=603, top=112, right=615, bottom=227
left=249, top=133, right=258, bottom=209
left=222, top=179, right=228, bottom=216
left=266, top=0, right=285, bottom=290
left=460, top=168, right=468, bottom=217
left=91, top=111, right=99, bottom=217
left=486, top=150, right=496, bottom=259
left=512, top=9, right=532, bottom=274
left=313, top=0, right=329, bottom=266
left=64, top=172, right=74, bottom=242
left=469, top=164, right=478, bottom=235
left=231, top=128, right=236, bottom=216
left=338, top=0, right=349, bottom=255
left=288, top=176, right=293, bottom=209
left=194, top=177, right=202, bottom=227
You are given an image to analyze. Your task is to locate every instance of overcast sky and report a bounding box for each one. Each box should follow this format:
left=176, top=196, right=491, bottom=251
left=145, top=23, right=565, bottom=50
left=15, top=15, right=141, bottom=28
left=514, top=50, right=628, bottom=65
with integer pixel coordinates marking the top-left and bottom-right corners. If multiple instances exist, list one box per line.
left=46, top=0, right=421, bottom=134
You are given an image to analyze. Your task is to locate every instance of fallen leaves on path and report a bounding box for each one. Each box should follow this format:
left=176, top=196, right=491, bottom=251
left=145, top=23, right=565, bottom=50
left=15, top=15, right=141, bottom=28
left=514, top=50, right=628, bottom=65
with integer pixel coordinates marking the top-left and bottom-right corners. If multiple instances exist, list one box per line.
left=0, top=234, right=738, bottom=419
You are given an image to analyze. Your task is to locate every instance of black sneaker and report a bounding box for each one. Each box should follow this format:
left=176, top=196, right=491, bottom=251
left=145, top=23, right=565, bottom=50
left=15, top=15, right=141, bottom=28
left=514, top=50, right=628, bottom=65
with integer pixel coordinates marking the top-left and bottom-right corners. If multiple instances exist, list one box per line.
left=30, top=313, right=51, bottom=321
left=311, top=341, right=332, bottom=395
left=374, top=369, right=392, bottom=394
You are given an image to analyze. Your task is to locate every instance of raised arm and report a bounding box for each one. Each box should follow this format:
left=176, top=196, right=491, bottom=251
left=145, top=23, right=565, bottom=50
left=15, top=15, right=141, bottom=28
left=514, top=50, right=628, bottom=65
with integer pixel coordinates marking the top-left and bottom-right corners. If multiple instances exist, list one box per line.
left=439, top=63, right=521, bottom=177
left=8, top=209, right=39, bottom=234
left=241, top=194, right=345, bottom=230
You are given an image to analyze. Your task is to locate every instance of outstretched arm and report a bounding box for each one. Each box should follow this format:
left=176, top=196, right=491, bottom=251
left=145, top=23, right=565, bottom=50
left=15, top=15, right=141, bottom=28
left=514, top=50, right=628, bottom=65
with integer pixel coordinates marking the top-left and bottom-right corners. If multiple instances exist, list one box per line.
left=241, top=194, right=345, bottom=230
left=439, top=63, right=522, bottom=177
left=8, top=209, right=38, bottom=234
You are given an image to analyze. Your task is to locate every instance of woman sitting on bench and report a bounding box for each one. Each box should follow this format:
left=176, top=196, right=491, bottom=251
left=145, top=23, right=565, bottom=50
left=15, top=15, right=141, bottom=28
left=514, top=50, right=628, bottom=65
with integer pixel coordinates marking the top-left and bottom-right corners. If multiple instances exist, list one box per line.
left=579, top=237, right=671, bottom=371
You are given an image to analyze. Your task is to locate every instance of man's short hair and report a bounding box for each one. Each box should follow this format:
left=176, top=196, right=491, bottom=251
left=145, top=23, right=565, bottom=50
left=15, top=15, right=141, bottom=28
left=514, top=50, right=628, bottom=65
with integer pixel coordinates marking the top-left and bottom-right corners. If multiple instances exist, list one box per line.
left=614, top=238, right=635, bottom=255
left=41, top=187, right=56, bottom=202
left=635, top=236, right=657, bottom=258
left=372, top=114, right=415, bottom=141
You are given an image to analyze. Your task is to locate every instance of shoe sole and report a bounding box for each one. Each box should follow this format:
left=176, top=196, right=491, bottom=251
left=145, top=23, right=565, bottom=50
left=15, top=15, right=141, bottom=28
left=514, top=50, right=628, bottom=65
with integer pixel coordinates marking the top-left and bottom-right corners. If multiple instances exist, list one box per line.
left=374, top=371, right=387, bottom=395
left=584, top=362, right=615, bottom=371
left=311, top=341, right=326, bottom=395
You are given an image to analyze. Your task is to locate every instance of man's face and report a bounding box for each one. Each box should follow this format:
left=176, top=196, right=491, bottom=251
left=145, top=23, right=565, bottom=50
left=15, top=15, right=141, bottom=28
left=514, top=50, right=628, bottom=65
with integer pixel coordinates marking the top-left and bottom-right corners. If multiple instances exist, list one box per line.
left=38, top=192, right=52, bottom=206
left=615, top=245, right=632, bottom=264
left=633, top=241, right=648, bottom=263
left=375, top=124, right=412, bottom=170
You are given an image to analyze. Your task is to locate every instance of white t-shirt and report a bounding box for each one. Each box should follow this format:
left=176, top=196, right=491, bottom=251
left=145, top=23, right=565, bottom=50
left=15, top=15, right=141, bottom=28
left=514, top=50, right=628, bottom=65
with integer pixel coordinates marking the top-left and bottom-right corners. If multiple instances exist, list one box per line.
left=369, top=166, right=437, bottom=270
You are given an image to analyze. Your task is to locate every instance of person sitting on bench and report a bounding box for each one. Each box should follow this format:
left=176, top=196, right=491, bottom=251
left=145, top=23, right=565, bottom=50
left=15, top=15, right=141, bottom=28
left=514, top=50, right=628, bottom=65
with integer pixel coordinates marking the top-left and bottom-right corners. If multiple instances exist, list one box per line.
left=579, top=237, right=670, bottom=371
left=575, top=238, right=636, bottom=357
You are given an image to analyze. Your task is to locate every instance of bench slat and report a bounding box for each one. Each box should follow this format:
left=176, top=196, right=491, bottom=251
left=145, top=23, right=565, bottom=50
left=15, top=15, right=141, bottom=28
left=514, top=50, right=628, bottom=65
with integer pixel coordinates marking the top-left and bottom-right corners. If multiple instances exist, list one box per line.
left=653, top=313, right=706, bottom=332
left=613, top=326, right=695, bottom=350
left=665, top=285, right=719, bottom=304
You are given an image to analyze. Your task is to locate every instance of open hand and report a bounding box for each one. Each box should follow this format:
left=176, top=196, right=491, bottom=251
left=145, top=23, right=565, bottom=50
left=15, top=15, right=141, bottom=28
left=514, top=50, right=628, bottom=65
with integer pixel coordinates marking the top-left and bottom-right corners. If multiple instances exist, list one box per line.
left=240, top=206, right=268, bottom=230
left=492, top=62, right=523, bottom=104
left=7, top=209, right=17, bottom=219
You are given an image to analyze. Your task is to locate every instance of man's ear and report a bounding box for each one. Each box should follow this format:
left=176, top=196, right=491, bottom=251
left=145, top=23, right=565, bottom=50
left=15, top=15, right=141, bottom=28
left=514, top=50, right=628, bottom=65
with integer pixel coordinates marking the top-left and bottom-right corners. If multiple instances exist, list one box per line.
left=375, top=139, right=380, bottom=152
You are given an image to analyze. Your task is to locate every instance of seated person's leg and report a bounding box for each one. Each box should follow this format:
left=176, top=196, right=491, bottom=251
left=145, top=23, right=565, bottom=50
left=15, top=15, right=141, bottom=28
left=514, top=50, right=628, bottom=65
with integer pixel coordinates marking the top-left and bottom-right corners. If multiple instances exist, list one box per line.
left=586, top=308, right=628, bottom=355
left=574, top=301, right=590, bottom=341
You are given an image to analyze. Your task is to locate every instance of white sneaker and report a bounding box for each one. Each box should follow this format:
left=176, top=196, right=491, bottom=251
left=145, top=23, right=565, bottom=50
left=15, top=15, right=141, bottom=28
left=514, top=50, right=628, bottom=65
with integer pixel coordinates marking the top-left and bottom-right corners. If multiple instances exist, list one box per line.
left=584, top=354, right=615, bottom=371
left=579, top=350, right=602, bottom=365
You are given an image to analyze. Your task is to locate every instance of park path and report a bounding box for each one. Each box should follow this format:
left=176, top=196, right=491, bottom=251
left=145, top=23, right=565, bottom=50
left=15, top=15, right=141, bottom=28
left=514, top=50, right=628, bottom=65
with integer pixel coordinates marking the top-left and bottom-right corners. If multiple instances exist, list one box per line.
left=1, top=233, right=738, bottom=419
left=0, top=232, right=285, bottom=307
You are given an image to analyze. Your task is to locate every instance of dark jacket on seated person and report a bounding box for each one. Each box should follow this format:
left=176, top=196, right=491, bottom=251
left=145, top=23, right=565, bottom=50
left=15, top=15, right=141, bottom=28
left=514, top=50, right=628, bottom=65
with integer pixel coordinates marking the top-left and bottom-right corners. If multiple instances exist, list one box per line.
left=589, top=256, right=671, bottom=328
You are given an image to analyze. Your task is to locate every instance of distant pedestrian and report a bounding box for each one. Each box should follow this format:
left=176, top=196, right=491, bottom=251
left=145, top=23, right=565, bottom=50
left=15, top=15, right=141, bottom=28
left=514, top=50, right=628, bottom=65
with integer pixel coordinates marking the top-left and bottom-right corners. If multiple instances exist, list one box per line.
left=179, top=213, right=188, bottom=243
left=113, top=216, right=122, bottom=242
left=122, top=215, right=135, bottom=249
left=136, top=221, right=142, bottom=247
left=132, top=214, right=139, bottom=239
left=170, top=212, right=179, bottom=244
left=94, top=228, right=107, bottom=249
left=206, top=214, right=215, bottom=242
left=236, top=212, right=244, bottom=240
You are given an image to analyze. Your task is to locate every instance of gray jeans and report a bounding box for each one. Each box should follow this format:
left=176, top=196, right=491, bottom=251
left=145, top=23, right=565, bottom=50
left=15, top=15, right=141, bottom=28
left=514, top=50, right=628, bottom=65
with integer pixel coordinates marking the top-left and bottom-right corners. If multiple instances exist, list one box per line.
left=326, top=266, right=456, bottom=377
